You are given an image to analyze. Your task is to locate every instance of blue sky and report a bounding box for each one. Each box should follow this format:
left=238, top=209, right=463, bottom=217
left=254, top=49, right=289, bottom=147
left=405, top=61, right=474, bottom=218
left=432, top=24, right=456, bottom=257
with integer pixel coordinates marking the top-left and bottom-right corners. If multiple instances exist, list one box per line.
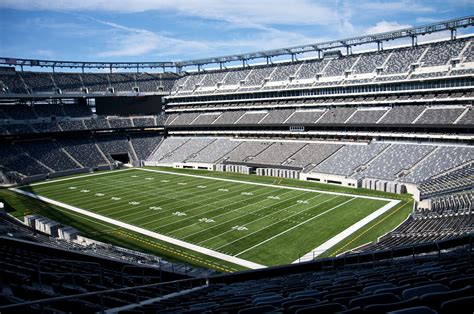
left=0, top=0, right=473, bottom=65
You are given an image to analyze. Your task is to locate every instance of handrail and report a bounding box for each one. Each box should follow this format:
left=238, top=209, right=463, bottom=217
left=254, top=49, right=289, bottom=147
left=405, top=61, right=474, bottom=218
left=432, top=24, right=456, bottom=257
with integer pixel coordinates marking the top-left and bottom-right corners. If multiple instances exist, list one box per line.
left=120, top=264, right=162, bottom=287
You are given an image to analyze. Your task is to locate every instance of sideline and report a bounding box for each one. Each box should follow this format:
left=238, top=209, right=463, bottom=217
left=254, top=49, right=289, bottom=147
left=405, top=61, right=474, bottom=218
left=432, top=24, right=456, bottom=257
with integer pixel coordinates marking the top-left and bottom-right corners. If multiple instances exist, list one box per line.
left=293, top=199, right=401, bottom=263
left=136, top=168, right=395, bottom=202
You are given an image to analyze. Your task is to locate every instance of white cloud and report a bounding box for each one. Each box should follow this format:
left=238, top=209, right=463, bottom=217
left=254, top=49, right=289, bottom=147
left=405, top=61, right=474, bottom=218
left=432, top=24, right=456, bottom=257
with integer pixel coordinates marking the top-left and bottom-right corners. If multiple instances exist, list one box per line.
left=85, top=16, right=327, bottom=60
left=365, top=21, right=412, bottom=35
left=0, top=0, right=340, bottom=27
left=89, top=18, right=208, bottom=58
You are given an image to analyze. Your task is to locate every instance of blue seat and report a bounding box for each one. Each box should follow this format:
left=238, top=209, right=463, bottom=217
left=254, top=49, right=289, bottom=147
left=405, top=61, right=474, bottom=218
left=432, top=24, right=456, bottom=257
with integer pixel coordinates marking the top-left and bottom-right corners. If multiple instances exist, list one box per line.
left=363, top=283, right=397, bottom=294
left=373, top=284, right=411, bottom=297
left=441, top=296, right=474, bottom=314
left=288, top=290, right=321, bottom=300
left=281, top=297, right=318, bottom=309
left=450, top=276, right=474, bottom=289
left=387, top=306, right=437, bottom=314
left=349, top=292, right=400, bottom=308
left=295, top=302, right=346, bottom=314
left=402, top=283, right=449, bottom=300
left=253, top=295, right=283, bottom=305
left=419, top=286, right=474, bottom=311
left=189, top=301, right=219, bottom=310
left=363, top=297, right=420, bottom=314
left=238, top=304, right=277, bottom=314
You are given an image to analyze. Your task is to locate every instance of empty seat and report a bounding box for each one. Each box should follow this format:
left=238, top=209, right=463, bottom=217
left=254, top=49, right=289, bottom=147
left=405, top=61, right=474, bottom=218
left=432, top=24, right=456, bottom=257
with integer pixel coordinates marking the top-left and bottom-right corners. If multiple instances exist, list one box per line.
left=295, top=302, right=346, bottom=314
left=387, top=306, right=437, bottom=314
left=450, top=276, right=474, bottom=289
left=324, top=290, right=360, bottom=301
left=363, top=283, right=397, bottom=294
left=281, top=297, right=318, bottom=309
left=189, top=301, right=219, bottom=310
left=441, top=296, right=474, bottom=314
left=288, top=290, right=321, bottom=300
left=373, top=284, right=411, bottom=297
left=402, top=283, right=449, bottom=300
left=238, top=304, right=277, bottom=314
left=363, top=297, right=420, bottom=314
left=419, top=286, right=474, bottom=310
left=349, top=292, right=400, bottom=308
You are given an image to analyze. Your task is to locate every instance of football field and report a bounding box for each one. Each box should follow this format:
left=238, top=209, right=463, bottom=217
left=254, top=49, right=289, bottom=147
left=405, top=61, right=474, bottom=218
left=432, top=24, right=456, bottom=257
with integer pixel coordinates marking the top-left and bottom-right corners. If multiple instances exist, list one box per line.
left=11, top=167, right=399, bottom=268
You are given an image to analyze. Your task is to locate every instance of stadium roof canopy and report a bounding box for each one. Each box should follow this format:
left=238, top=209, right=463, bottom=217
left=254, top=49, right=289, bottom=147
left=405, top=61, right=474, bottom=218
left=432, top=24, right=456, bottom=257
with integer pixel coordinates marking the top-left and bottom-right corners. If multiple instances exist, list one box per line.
left=1, top=15, right=473, bottom=73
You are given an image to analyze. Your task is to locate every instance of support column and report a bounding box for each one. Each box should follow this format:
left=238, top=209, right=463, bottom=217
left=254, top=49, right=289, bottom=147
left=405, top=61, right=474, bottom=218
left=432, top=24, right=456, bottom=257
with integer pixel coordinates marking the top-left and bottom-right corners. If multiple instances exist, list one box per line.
left=377, top=41, right=383, bottom=51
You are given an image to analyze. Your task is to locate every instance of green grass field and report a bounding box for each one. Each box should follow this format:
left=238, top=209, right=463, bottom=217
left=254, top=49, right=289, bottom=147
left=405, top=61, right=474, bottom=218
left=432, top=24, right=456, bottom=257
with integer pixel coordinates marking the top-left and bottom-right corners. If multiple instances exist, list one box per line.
left=7, top=167, right=405, bottom=269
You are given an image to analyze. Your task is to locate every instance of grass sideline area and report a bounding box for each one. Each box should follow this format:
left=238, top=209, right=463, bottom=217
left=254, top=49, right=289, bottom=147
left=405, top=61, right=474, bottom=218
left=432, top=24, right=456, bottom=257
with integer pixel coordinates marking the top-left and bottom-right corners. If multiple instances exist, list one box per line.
left=3, top=166, right=412, bottom=271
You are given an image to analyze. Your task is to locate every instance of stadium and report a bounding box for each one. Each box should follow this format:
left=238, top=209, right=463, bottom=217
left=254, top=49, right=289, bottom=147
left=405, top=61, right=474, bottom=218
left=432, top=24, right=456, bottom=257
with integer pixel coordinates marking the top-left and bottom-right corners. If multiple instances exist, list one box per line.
left=0, top=7, right=473, bottom=313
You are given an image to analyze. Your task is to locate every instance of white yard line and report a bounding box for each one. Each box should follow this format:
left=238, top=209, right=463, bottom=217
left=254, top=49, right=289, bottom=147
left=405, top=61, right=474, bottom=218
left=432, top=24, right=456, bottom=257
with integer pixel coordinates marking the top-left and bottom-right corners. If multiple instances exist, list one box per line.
left=235, top=197, right=357, bottom=257
left=9, top=188, right=266, bottom=270
left=136, top=168, right=394, bottom=202
left=293, top=199, right=401, bottom=263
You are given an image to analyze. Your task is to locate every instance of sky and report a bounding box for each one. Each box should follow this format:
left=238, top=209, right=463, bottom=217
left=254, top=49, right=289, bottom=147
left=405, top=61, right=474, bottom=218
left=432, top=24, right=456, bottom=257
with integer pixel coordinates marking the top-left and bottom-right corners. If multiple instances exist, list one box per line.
left=0, top=0, right=473, bottom=67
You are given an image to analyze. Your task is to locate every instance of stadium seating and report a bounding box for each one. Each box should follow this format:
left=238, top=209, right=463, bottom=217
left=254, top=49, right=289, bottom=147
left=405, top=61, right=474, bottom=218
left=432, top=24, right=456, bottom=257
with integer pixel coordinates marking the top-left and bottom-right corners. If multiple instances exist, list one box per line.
left=116, top=242, right=474, bottom=314
left=58, top=138, right=110, bottom=168
left=0, top=234, right=191, bottom=313
left=418, top=164, right=473, bottom=198
left=129, top=133, right=163, bottom=161
left=2, top=38, right=471, bottom=97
